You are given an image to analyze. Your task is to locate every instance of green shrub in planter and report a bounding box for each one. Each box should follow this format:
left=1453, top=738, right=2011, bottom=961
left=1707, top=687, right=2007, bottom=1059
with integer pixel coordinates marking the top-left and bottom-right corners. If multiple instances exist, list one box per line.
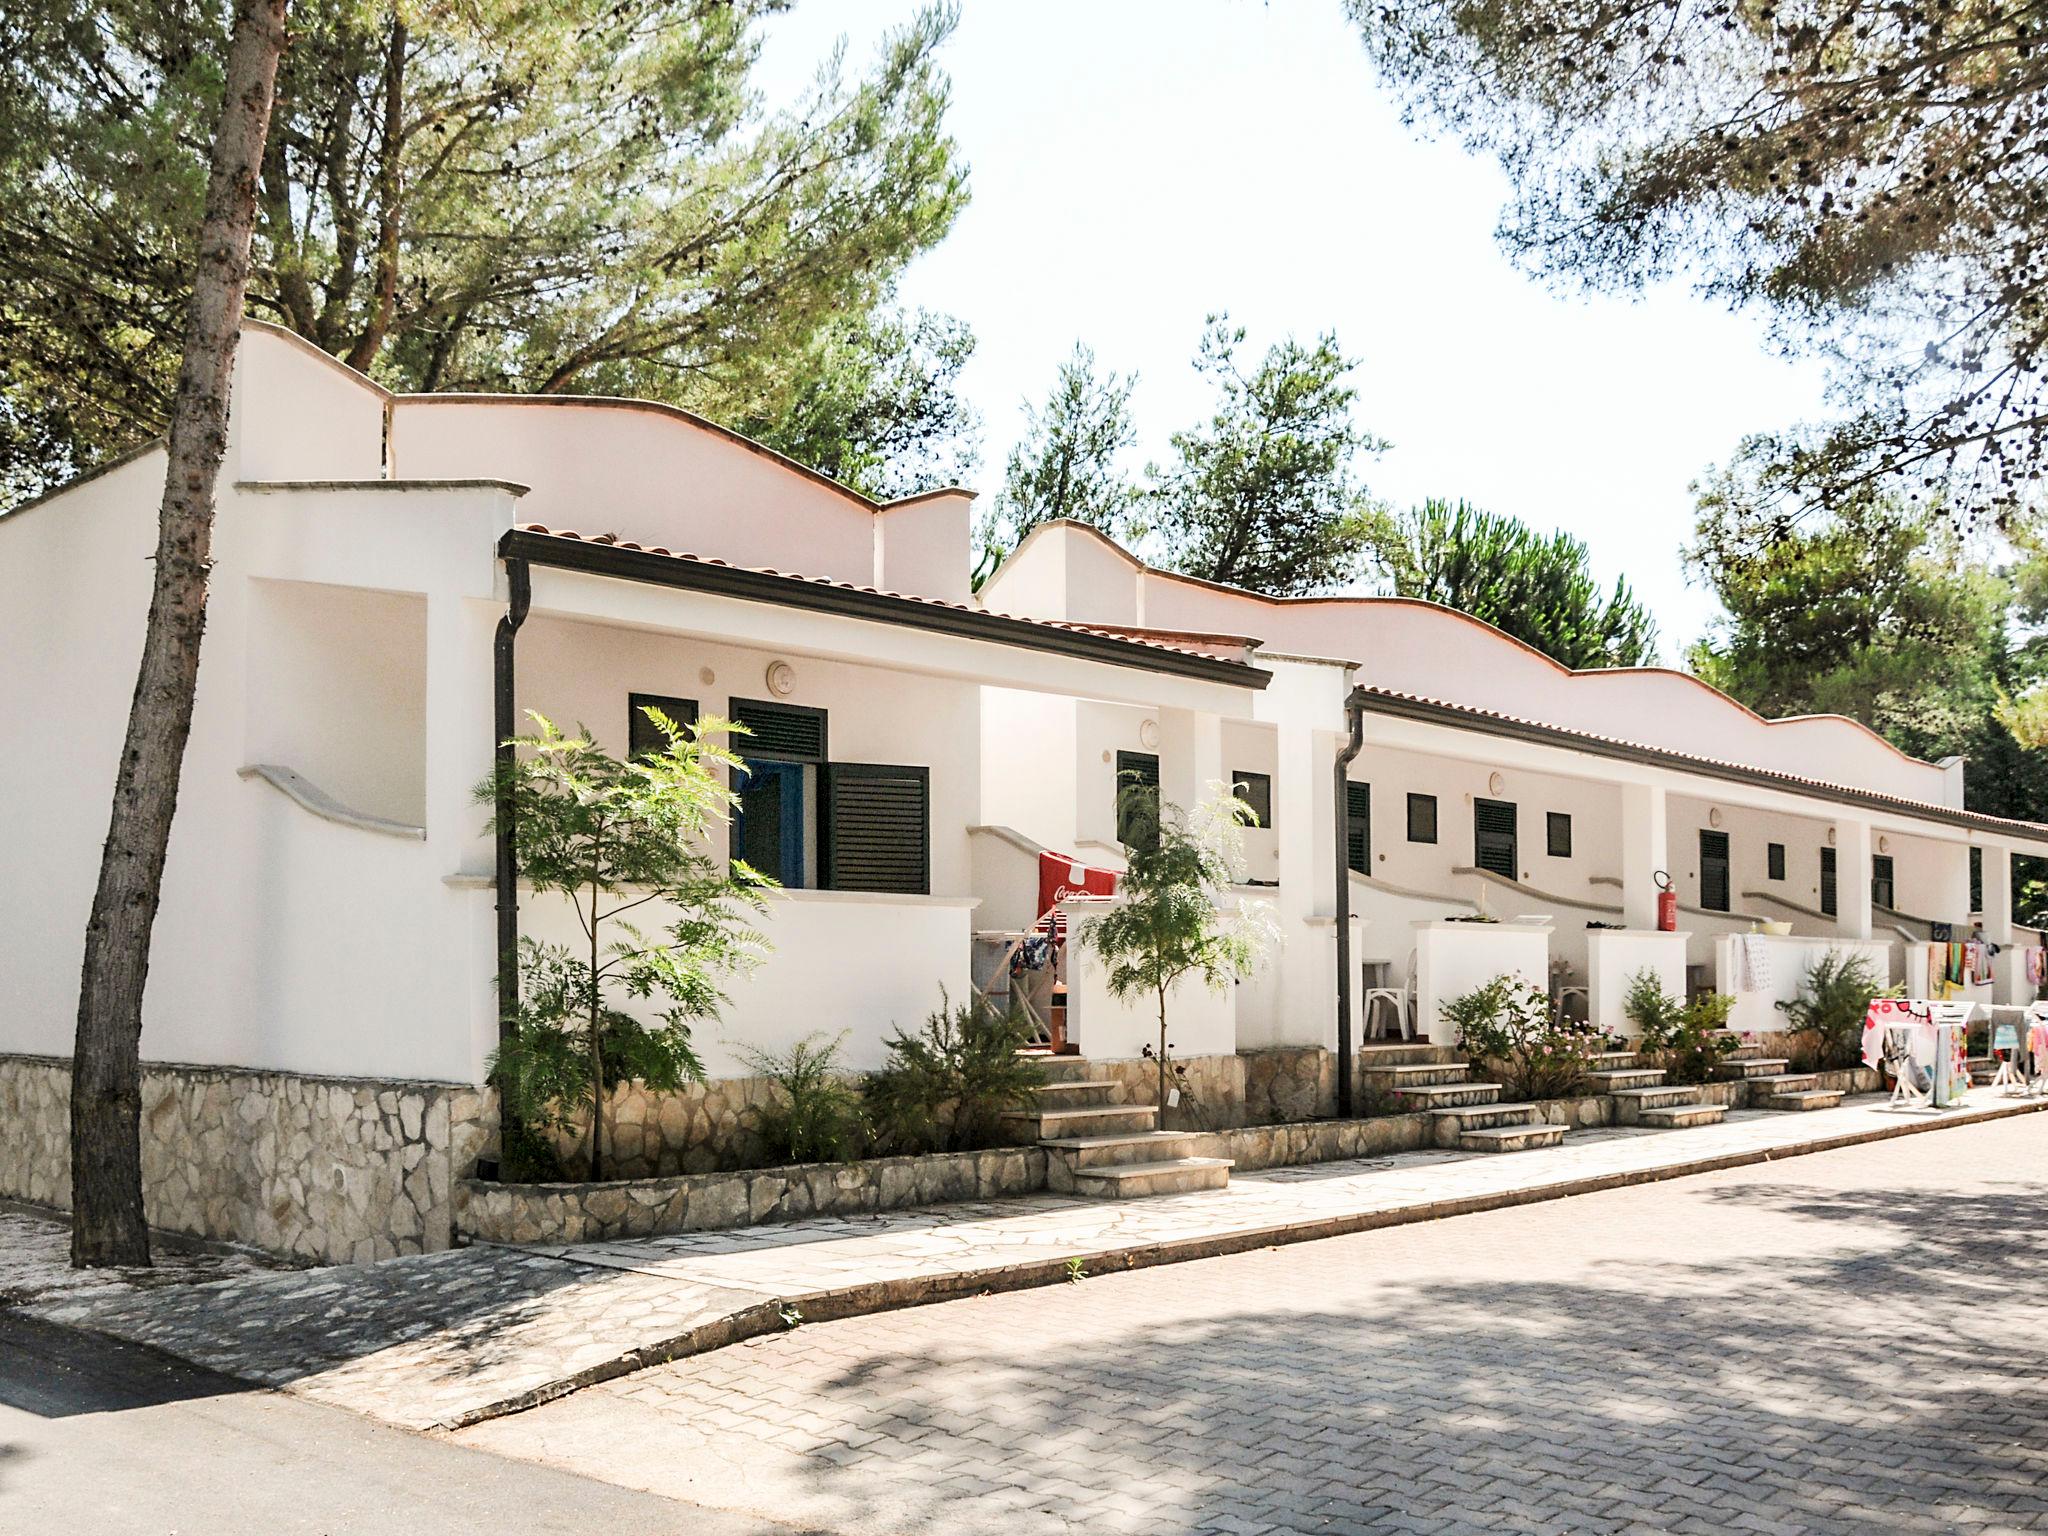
left=739, top=1031, right=865, bottom=1165
left=1778, top=952, right=1885, bottom=1071
left=865, top=993, right=1048, bottom=1154
left=1443, top=974, right=1603, bottom=1100
left=1623, top=971, right=1737, bottom=1085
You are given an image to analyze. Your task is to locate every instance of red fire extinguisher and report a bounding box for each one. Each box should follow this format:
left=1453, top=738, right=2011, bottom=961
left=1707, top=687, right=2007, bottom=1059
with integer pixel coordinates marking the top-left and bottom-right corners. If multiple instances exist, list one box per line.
left=1655, top=869, right=1677, bottom=932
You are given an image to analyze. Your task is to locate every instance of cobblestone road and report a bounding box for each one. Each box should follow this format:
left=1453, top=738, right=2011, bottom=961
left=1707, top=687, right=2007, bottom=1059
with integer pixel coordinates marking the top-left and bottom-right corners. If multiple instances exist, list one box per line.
left=461, top=1112, right=2048, bottom=1536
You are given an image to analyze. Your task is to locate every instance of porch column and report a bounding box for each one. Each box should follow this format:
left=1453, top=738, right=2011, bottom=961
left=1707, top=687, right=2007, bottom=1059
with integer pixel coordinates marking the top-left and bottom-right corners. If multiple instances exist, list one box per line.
left=1620, top=782, right=1668, bottom=930
left=424, top=591, right=505, bottom=1080
left=1256, top=662, right=1356, bottom=1057
left=1982, top=841, right=2015, bottom=943
left=1155, top=706, right=1224, bottom=815
left=1836, top=817, right=1873, bottom=940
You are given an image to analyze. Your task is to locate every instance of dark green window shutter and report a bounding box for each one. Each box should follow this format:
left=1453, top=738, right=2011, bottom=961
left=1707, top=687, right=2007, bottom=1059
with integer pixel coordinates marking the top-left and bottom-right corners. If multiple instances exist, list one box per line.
left=1872, top=854, right=1895, bottom=911
left=628, top=693, right=698, bottom=760
left=1767, top=842, right=1786, bottom=881
left=1346, top=782, right=1371, bottom=874
left=1546, top=811, right=1572, bottom=859
left=732, top=698, right=827, bottom=762
left=1700, top=830, right=1731, bottom=913
left=1474, top=799, right=1517, bottom=880
left=1820, top=846, right=1838, bottom=917
left=1115, top=750, right=1161, bottom=850
left=821, top=763, right=929, bottom=894
left=1971, top=846, right=1984, bottom=912
left=1407, top=793, right=1438, bottom=844
left=1232, top=771, right=1273, bottom=829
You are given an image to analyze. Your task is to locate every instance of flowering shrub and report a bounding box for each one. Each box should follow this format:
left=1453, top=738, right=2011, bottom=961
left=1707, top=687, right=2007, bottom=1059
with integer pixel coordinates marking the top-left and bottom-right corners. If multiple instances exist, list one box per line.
left=1623, top=971, right=1738, bottom=1085
left=1443, top=974, right=1603, bottom=1100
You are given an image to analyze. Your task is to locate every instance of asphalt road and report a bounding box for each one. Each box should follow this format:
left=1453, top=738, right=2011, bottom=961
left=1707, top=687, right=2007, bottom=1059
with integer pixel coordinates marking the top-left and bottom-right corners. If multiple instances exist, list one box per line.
left=0, top=1311, right=818, bottom=1535
left=463, top=1111, right=2048, bottom=1536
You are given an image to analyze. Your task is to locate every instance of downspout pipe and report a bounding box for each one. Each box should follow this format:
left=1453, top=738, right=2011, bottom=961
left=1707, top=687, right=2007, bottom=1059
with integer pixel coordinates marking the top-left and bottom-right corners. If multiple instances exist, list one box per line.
left=493, top=556, right=532, bottom=1047
left=1333, top=684, right=1368, bottom=1119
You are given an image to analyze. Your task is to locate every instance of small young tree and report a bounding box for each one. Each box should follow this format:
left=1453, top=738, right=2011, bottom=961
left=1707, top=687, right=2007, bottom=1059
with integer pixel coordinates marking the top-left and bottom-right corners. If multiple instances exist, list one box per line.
left=483, top=708, right=768, bottom=1181
left=1081, top=790, right=1276, bottom=1115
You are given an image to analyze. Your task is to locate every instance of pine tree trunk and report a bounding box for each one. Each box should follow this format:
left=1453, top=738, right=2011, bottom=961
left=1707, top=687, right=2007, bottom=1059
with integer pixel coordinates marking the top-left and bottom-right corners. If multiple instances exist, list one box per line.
left=68, top=0, right=290, bottom=1269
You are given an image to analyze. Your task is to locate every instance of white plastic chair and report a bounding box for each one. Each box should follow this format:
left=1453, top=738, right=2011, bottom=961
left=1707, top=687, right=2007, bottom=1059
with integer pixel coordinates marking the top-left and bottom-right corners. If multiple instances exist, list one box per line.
left=1363, top=951, right=1417, bottom=1041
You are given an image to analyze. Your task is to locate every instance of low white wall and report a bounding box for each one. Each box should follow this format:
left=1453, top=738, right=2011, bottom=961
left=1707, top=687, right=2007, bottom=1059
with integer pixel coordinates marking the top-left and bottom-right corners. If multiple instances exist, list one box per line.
left=1587, top=930, right=1690, bottom=1034
left=517, top=885, right=975, bottom=1078
left=1714, top=933, right=1894, bottom=1035
left=1060, top=897, right=1242, bottom=1061
left=1412, top=920, right=1552, bottom=1047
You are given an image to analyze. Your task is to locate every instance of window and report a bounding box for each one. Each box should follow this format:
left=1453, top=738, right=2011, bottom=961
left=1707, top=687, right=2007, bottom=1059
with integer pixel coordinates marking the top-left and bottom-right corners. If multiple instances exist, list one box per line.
left=1699, top=829, right=1731, bottom=913
left=1232, top=770, right=1273, bottom=829
left=1871, top=853, right=1895, bottom=911
left=730, top=698, right=827, bottom=889
left=731, top=697, right=827, bottom=761
left=1346, top=782, right=1371, bottom=874
left=1474, top=799, right=1518, bottom=880
left=1767, top=842, right=1786, bottom=881
left=1820, top=846, right=1838, bottom=917
left=822, top=763, right=930, bottom=895
left=627, top=693, right=698, bottom=761
left=1972, top=846, right=1984, bottom=912
left=1115, top=750, right=1161, bottom=850
left=1407, top=793, right=1438, bottom=844
left=1546, top=811, right=1572, bottom=859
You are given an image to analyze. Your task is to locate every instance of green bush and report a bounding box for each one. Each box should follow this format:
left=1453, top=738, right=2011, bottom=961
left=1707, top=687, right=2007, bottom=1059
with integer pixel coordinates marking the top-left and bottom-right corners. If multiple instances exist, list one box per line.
left=865, top=993, right=1048, bottom=1154
left=1444, top=974, right=1603, bottom=1100
left=1623, top=970, right=1737, bottom=1086
left=738, top=1032, right=865, bottom=1166
left=1778, top=952, right=1884, bottom=1071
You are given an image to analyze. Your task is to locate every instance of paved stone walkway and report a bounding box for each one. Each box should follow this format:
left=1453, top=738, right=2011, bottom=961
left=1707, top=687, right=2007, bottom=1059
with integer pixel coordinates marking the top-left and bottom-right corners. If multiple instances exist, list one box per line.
left=463, top=1112, right=2048, bottom=1535
left=29, top=1091, right=2048, bottom=1432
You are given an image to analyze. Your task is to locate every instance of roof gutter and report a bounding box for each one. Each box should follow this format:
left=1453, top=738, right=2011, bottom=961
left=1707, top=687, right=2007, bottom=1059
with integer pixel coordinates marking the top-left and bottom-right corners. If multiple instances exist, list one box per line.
left=496, top=528, right=1270, bottom=692
left=1361, top=690, right=2048, bottom=846
left=1333, top=685, right=1367, bottom=1119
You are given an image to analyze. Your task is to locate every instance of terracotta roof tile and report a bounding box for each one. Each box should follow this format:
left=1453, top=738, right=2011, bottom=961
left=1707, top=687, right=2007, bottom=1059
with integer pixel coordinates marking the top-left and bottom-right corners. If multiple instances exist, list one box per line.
left=1361, top=686, right=2048, bottom=842
left=513, top=524, right=1254, bottom=668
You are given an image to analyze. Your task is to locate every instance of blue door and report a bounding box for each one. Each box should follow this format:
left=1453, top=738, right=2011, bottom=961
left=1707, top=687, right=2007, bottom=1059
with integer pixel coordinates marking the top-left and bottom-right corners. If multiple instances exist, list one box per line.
left=734, top=761, right=806, bottom=887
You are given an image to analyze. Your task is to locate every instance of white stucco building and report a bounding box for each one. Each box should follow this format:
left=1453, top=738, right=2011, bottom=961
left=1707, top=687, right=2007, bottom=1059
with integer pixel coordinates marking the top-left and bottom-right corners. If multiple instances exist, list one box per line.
left=4, top=322, right=2046, bottom=1259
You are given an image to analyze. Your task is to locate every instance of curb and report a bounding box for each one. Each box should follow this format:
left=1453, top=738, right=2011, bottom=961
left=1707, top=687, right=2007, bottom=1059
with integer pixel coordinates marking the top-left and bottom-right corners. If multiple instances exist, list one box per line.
left=437, top=1093, right=2048, bottom=1431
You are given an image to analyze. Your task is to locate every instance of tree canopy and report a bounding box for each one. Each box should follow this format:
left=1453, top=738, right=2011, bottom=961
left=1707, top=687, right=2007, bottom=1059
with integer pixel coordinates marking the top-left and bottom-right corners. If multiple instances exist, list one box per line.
left=734, top=305, right=979, bottom=502
left=1685, top=479, right=2009, bottom=743
left=1151, top=316, right=1385, bottom=596
left=979, top=342, right=1143, bottom=567
left=1344, top=0, right=2048, bottom=530
left=1370, top=498, right=1661, bottom=668
left=0, top=0, right=970, bottom=499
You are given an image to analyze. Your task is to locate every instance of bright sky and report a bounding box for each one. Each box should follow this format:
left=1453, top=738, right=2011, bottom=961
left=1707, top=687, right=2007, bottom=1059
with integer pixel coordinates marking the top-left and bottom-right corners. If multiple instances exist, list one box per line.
left=754, top=1, right=1837, bottom=661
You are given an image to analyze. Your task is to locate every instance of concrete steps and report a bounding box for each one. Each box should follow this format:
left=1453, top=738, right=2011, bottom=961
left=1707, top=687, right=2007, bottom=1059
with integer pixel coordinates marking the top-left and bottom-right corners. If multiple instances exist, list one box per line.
left=1760, top=1088, right=1844, bottom=1112
left=1007, top=1104, right=1159, bottom=1139
left=1458, top=1123, right=1568, bottom=1153
left=1358, top=1062, right=1477, bottom=1089
left=1587, top=1067, right=1668, bottom=1092
left=1051, top=1130, right=1200, bottom=1168
left=1392, top=1081, right=1508, bottom=1109
left=1747, top=1072, right=1820, bottom=1097
left=1069, top=1157, right=1233, bottom=1198
left=1714, top=1057, right=1793, bottom=1081
left=1354, top=1042, right=1460, bottom=1067
left=1014, top=1058, right=1233, bottom=1199
left=1430, top=1101, right=1550, bottom=1147
left=1640, top=1102, right=1728, bottom=1128
left=1600, top=1060, right=1727, bottom=1130
left=1029, top=1079, right=1120, bottom=1110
